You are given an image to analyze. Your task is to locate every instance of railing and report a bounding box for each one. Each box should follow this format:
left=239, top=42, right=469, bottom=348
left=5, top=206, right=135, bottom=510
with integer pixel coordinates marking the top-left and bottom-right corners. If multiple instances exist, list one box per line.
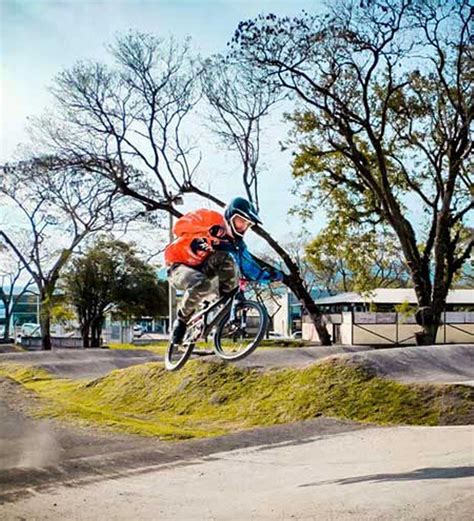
left=350, top=311, right=474, bottom=345
left=20, top=336, right=92, bottom=349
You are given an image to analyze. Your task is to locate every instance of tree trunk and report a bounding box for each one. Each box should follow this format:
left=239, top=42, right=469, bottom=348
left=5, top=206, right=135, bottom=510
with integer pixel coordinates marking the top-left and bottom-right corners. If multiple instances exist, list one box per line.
left=287, top=275, right=331, bottom=345
left=39, top=289, right=53, bottom=350
left=4, top=321, right=11, bottom=343
left=80, top=322, right=91, bottom=348
left=414, top=306, right=442, bottom=345
left=90, top=318, right=103, bottom=348
left=2, top=311, right=11, bottom=342
left=254, top=227, right=332, bottom=345
left=40, top=311, right=52, bottom=350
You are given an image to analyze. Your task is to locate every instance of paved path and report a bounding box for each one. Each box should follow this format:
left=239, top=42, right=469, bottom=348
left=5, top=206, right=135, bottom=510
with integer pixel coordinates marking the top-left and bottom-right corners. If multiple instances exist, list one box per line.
left=0, top=348, right=162, bottom=379
left=1, top=425, right=473, bottom=520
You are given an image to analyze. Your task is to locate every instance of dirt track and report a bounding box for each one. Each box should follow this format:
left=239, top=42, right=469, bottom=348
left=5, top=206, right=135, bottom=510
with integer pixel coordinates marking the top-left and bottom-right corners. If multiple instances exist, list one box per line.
left=1, top=343, right=473, bottom=384
left=1, top=411, right=473, bottom=520
left=0, top=374, right=365, bottom=504
left=1, top=344, right=473, bottom=519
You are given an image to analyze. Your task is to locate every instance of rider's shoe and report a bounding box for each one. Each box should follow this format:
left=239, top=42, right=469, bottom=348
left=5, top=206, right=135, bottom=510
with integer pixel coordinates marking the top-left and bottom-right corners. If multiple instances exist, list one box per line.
left=171, top=318, right=187, bottom=345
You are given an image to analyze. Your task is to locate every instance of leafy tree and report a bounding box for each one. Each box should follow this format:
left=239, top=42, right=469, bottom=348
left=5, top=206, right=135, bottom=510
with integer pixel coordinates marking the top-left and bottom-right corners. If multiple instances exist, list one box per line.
left=232, top=0, right=473, bottom=344
left=0, top=157, right=124, bottom=349
left=64, top=240, right=167, bottom=347
left=306, top=223, right=411, bottom=295
left=451, top=227, right=474, bottom=289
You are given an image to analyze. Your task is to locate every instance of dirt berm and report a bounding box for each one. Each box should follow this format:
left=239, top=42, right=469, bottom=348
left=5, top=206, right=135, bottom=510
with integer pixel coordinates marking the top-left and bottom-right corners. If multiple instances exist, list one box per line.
left=320, top=344, right=474, bottom=385
left=0, top=343, right=473, bottom=385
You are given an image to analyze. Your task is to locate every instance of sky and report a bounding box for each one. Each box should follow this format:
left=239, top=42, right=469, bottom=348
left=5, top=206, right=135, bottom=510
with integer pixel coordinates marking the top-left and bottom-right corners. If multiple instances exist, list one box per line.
left=0, top=0, right=329, bottom=254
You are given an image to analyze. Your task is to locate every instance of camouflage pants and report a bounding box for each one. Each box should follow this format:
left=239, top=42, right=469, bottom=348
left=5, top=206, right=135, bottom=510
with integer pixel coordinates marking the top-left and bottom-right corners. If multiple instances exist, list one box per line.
left=168, top=251, right=239, bottom=321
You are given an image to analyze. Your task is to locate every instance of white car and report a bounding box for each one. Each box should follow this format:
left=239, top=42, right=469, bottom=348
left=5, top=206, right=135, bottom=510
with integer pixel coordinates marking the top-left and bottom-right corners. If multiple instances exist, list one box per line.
left=16, top=323, right=41, bottom=344
left=133, top=324, right=144, bottom=337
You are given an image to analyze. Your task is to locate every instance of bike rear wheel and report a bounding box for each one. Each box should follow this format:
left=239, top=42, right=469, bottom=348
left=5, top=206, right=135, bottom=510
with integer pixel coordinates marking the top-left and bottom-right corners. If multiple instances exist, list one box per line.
left=213, top=300, right=268, bottom=361
left=165, top=341, right=195, bottom=371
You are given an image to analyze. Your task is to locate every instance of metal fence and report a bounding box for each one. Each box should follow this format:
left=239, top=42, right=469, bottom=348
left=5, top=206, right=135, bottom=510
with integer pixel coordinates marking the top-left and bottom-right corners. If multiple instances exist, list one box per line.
left=350, top=311, right=474, bottom=345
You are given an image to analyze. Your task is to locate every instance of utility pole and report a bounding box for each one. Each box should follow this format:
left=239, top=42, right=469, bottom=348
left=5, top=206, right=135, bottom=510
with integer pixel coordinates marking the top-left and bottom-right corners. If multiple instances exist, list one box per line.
left=167, top=196, right=184, bottom=335
left=168, top=212, right=176, bottom=334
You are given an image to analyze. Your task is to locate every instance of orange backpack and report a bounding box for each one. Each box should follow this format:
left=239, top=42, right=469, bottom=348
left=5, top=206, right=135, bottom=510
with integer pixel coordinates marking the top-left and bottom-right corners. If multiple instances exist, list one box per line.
left=164, top=209, right=226, bottom=267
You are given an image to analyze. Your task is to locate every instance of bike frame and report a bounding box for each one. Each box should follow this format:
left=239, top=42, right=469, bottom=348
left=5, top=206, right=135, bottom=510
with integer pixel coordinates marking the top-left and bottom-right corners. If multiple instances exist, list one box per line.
left=185, top=284, right=246, bottom=343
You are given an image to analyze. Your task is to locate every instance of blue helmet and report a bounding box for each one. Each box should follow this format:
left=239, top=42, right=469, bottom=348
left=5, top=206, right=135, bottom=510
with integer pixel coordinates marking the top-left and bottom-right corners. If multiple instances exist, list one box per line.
left=224, top=197, right=262, bottom=237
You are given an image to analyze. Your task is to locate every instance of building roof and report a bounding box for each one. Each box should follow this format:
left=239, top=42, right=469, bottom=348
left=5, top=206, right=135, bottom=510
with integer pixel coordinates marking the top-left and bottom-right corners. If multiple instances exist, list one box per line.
left=312, top=288, right=474, bottom=306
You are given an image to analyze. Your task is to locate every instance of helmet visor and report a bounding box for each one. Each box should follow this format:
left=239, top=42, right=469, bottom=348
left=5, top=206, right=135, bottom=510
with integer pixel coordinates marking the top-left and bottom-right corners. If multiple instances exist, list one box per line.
left=230, top=214, right=255, bottom=236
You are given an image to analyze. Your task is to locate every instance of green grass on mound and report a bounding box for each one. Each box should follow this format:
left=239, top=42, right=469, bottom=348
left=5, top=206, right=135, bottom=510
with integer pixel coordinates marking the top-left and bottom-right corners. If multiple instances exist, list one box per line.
left=107, top=338, right=309, bottom=355
left=108, top=342, right=168, bottom=355
left=0, top=359, right=472, bottom=440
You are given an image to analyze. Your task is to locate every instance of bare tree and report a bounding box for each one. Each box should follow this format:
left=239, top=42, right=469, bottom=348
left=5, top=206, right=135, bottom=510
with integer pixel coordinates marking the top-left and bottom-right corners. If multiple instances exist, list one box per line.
left=199, top=56, right=332, bottom=343
left=231, top=0, right=473, bottom=344
left=35, top=33, right=200, bottom=218
left=0, top=157, right=125, bottom=349
left=33, top=31, right=333, bottom=344
left=0, top=246, right=35, bottom=342
left=200, top=55, right=284, bottom=208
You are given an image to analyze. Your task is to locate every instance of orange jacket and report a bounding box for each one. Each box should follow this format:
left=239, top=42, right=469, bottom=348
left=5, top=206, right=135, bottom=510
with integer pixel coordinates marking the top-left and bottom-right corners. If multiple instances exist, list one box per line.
left=165, top=209, right=226, bottom=267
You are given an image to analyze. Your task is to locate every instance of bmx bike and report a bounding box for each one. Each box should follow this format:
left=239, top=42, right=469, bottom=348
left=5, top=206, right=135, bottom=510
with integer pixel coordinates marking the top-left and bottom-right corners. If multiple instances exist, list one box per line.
left=165, top=279, right=268, bottom=371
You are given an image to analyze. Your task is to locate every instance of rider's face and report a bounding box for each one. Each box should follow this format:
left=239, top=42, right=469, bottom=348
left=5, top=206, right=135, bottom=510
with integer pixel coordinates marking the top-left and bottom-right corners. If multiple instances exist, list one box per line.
left=233, top=215, right=253, bottom=234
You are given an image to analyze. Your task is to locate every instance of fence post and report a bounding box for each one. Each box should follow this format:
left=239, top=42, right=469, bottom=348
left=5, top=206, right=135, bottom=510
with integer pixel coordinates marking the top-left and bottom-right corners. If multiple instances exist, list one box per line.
left=396, top=312, right=399, bottom=345
left=444, top=310, right=446, bottom=344
left=351, top=307, right=354, bottom=345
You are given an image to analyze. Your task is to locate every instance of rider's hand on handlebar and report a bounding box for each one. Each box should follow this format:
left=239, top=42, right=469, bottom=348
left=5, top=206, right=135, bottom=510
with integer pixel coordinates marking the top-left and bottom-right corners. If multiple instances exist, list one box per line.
left=264, top=266, right=287, bottom=283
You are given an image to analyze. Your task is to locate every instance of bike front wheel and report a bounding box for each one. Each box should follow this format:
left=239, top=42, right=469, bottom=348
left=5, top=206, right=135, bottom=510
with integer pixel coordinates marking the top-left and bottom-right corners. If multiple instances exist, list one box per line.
left=165, top=341, right=195, bottom=371
left=213, top=300, right=268, bottom=361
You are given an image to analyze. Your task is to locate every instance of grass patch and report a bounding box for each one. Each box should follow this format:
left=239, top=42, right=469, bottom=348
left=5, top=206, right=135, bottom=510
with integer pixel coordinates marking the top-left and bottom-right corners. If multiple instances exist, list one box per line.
left=107, top=342, right=168, bottom=355
left=0, top=359, right=472, bottom=440
left=0, top=343, right=25, bottom=353
left=107, top=337, right=309, bottom=356
left=259, top=338, right=310, bottom=348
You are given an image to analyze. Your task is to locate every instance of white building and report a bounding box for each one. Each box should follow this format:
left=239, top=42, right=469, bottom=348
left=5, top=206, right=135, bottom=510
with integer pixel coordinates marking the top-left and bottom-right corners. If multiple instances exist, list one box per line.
left=302, top=288, right=474, bottom=345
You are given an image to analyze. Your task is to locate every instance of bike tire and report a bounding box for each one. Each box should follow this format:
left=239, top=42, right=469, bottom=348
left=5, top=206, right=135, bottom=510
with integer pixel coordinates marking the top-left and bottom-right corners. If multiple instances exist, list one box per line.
left=213, top=300, right=268, bottom=361
left=165, top=341, right=195, bottom=371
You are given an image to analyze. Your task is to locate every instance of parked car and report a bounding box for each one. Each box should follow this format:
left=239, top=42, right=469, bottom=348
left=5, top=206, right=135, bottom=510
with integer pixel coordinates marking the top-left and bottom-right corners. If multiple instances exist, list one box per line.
left=15, top=323, right=41, bottom=344
left=291, top=330, right=302, bottom=339
left=133, top=324, right=144, bottom=338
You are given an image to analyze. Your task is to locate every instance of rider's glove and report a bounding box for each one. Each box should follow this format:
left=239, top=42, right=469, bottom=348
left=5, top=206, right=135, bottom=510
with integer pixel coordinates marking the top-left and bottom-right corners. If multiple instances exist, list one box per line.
left=265, top=267, right=285, bottom=282
left=273, top=269, right=286, bottom=282
left=209, top=225, right=228, bottom=238
left=209, top=225, right=233, bottom=250
left=190, top=238, right=212, bottom=254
